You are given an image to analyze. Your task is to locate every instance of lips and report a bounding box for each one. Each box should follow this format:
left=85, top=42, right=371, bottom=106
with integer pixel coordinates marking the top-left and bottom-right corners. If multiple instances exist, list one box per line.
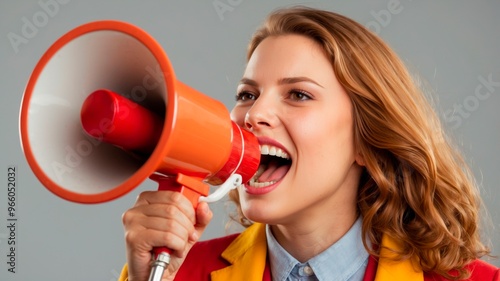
left=246, top=143, right=291, bottom=193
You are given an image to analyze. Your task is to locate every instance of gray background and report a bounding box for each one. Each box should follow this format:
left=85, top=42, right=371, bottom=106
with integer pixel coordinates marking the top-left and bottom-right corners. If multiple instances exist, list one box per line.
left=1, top=0, right=499, bottom=280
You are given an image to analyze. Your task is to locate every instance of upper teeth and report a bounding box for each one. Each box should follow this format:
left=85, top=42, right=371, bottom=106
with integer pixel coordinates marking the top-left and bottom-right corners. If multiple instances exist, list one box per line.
left=247, top=144, right=290, bottom=188
left=260, top=144, right=290, bottom=159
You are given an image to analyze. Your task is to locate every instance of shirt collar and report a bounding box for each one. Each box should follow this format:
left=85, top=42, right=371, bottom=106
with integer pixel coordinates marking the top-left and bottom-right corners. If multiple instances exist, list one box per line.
left=266, top=217, right=369, bottom=281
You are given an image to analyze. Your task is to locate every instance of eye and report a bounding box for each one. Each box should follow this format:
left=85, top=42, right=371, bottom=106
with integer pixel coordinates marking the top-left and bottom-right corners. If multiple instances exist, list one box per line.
left=289, top=89, right=312, bottom=101
left=235, top=91, right=257, bottom=102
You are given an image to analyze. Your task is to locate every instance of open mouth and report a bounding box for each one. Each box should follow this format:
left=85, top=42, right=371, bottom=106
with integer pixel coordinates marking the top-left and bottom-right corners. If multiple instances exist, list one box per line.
left=248, top=144, right=292, bottom=188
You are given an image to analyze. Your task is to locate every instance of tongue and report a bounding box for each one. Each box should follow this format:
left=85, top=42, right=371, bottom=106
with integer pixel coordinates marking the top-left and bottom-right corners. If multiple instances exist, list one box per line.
left=258, top=159, right=290, bottom=182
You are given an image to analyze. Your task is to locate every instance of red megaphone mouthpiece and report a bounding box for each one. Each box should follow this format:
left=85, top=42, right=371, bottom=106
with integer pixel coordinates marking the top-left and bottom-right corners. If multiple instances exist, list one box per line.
left=81, top=89, right=163, bottom=153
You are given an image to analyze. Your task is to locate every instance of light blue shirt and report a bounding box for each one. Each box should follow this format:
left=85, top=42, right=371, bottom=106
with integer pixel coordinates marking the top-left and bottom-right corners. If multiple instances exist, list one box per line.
left=266, top=217, right=369, bottom=281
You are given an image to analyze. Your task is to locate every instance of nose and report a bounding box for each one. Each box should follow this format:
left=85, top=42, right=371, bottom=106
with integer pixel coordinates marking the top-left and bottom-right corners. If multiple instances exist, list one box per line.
left=244, top=96, right=276, bottom=131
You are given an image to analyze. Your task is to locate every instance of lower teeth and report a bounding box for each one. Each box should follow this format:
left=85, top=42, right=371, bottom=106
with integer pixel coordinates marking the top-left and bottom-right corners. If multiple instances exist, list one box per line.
left=248, top=179, right=277, bottom=188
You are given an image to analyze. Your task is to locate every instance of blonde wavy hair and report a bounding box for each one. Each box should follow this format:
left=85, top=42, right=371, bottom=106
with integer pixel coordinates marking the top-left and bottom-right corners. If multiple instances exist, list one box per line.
left=228, top=6, right=491, bottom=280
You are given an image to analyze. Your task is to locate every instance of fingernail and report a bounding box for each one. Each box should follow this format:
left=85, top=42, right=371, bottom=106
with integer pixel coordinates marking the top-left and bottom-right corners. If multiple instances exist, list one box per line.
left=191, top=232, right=199, bottom=241
left=199, top=203, right=208, bottom=214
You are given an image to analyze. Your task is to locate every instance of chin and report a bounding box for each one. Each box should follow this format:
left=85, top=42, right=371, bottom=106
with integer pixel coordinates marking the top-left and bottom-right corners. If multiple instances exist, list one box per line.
left=241, top=201, right=283, bottom=225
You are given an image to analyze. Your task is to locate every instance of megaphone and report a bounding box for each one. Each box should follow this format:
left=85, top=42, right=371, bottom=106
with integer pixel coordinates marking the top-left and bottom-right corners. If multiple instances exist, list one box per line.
left=19, top=20, right=260, bottom=280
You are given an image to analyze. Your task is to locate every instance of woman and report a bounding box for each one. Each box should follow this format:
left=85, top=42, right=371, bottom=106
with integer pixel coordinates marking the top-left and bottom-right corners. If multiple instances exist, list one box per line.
left=119, top=7, right=499, bottom=281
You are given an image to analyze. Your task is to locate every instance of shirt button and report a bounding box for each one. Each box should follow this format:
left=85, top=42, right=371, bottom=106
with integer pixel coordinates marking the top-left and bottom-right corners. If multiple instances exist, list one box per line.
left=303, top=265, right=314, bottom=276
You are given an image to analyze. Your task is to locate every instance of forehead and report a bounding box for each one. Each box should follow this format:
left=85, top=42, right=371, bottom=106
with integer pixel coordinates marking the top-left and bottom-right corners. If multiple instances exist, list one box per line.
left=244, top=34, right=333, bottom=80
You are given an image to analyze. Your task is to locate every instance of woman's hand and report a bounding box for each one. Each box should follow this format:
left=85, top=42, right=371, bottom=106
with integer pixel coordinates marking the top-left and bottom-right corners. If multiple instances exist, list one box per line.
left=122, top=190, right=213, bottom=281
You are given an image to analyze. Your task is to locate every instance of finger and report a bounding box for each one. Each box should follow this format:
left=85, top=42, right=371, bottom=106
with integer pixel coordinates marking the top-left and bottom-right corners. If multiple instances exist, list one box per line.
left=134, top=191, right=196, bottom=223
left=195, top=202, right=213, bottom=228
left=125, top=226, right=192, bottom=257
left=135, top=190, right=183, bottom=206
left=125, top=203, right=196, bottom=227
left=188, top=202, right=213, bottom=242
left=125, top=215, right=195, bottom=239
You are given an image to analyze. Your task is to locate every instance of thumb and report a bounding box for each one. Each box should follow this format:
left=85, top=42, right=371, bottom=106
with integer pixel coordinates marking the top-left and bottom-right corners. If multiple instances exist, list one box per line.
left=189, top=202, right=213, bottom=242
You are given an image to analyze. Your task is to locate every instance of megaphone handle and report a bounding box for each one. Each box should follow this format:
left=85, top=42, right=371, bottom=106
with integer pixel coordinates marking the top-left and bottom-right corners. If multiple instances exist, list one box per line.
left=149, top=249, right=171, bottom=281
left=148, top=173, right=210, bottom=281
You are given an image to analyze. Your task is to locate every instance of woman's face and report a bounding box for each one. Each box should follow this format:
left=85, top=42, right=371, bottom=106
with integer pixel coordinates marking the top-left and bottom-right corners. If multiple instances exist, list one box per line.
left=231, top=34, right=364, bottom=225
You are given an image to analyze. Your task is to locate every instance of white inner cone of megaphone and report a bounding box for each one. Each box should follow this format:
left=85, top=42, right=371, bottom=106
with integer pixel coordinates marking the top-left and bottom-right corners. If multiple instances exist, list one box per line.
left=27, top=30, right=166, bottom=195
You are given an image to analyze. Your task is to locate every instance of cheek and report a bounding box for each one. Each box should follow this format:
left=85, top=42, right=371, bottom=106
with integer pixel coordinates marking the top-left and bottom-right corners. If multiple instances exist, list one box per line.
left=292, top=110, right=345, bottom=140
left=292, top=111, right=355, bottom=162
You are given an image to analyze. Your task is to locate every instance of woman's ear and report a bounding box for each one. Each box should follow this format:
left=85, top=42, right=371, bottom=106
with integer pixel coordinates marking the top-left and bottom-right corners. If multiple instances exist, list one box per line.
left=355, top=152, right=365, bottom=167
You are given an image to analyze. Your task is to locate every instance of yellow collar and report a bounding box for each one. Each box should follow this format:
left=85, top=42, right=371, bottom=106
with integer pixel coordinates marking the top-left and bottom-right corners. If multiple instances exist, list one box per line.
left=212, top=223, right=423, bottom=281
left=374, top=235, right=423, bottom=281
left=211, top=223, right=267, bottom=281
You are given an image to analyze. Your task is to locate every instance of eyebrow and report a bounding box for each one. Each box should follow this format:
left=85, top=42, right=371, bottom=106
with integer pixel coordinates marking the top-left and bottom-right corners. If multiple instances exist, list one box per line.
left=239, top=77, right=324, bottom=88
